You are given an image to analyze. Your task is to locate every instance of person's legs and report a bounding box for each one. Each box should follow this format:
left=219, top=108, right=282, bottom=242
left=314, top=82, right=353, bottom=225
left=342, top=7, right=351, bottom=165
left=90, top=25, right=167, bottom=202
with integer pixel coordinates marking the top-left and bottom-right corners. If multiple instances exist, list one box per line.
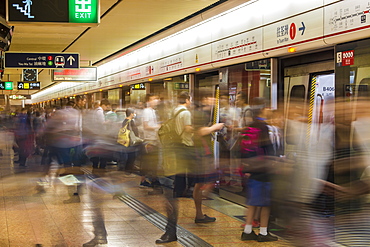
left=91, top=157, right=99, bottom=169
left=173, top=174, right=186, bottom=197
left=193, top=181, right=216, bottom=223
left=118, top=151, right=128, bottom=171
left=193, top=183, right=204, bottom=219
left=99, top=157, right=108, bottom=169
left=260, top=206, right=270, bottom=227
left=259, top=206, right=270, bottom=235
left=245, top=205, right=256, bottom=232
left=155, top=176, right=178, bottom=244
left=241, top=205, right=258, bottom=240
left=125, top=152, right=136, bottom=172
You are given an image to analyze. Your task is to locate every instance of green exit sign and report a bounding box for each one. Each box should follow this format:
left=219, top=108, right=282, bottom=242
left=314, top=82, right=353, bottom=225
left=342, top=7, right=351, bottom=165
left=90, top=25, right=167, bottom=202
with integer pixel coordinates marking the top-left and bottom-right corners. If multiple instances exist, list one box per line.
left=5, top=82, right=13, bottom=90
left=69, top=0, right=99, bottom=24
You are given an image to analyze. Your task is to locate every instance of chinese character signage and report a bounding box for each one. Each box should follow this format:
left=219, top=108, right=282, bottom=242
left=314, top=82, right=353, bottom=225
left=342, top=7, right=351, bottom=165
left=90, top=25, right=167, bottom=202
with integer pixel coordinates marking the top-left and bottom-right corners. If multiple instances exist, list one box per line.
left=7, top=0, right=99, bottom=24
left=5, top=52, right=80, bottom=69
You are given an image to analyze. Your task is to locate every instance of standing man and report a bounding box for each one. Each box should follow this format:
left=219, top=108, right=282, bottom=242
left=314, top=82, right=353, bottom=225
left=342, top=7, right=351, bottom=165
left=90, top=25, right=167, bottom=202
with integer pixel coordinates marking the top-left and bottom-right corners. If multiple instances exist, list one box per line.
left=141, top=93, right=162, bottom=191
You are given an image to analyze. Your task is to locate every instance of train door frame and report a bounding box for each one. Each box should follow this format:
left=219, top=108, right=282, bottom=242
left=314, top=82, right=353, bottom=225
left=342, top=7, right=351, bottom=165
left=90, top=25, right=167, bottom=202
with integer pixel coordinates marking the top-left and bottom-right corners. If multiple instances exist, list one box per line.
left=217, top=58, right=278, bottom=205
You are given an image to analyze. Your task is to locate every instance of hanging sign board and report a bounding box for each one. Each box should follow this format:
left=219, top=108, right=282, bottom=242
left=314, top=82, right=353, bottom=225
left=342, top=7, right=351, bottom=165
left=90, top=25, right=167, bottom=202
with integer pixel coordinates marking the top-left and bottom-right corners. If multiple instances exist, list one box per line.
left=5, top=52, right=80, bottom=69
left=7, top=0, right=100, bottom=25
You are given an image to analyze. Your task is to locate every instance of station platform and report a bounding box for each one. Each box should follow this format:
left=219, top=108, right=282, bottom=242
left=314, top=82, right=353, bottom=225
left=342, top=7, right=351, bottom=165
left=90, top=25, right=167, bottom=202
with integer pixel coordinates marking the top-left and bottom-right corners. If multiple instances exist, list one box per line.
left=0, top=130, right=292, bottom=246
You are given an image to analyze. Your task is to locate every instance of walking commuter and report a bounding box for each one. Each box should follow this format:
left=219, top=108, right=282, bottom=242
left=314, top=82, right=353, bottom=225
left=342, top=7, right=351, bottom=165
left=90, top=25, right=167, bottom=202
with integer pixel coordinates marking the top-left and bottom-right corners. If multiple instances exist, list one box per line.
left=32, top=111, right=45, bottom=155
left=43, top=101, right=84, bottom=203
left=155, top=91, right=193, bottom=244
left=74, top=95, right=89, bottom=165
left=172, top=92, right=195, bottom=198
left=88, top=100, right=108, bottom=172
left=192, top=90, right=224, bottom=223
left=14, top=108, right=34, bottom=167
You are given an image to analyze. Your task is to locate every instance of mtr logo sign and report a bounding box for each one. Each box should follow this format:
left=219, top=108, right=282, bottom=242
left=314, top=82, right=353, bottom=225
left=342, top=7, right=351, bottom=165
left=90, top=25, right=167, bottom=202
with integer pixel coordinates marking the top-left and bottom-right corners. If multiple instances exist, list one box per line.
left=69, top=0, right=99, bottom=23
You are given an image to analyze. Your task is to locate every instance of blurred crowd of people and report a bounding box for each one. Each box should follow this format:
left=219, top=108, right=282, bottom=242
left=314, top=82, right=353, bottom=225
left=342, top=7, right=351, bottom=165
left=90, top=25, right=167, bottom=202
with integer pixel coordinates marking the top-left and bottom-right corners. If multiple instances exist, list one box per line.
left=2, top=92, right=370, bottom=246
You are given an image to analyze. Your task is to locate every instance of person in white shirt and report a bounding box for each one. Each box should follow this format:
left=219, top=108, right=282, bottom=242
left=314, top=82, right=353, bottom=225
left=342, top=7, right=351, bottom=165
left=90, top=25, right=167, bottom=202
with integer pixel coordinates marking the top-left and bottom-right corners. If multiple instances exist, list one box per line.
left=140, top=94, right=162, bottom=189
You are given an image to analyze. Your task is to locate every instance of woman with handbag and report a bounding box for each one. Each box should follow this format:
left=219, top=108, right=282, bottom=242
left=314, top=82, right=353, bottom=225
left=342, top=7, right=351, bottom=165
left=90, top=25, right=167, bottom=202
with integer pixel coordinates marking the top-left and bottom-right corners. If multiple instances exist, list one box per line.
left=118, top=108, right=142, bottom=173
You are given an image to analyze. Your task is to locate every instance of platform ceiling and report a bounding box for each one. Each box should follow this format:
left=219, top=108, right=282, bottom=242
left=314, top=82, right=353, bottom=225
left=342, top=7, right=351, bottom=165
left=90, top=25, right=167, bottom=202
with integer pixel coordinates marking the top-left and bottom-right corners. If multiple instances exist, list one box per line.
left=4, top=0, right=225, bottom=95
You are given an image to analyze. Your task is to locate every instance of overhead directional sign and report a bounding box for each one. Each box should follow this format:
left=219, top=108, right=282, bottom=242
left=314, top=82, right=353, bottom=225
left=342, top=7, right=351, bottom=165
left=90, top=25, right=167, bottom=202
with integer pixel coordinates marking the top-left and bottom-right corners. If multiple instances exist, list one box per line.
left=7, top=0, right=99, bottom=25
left=5, top=52, right=80, bottom=69
left=17, top=82, right=41, bottom=90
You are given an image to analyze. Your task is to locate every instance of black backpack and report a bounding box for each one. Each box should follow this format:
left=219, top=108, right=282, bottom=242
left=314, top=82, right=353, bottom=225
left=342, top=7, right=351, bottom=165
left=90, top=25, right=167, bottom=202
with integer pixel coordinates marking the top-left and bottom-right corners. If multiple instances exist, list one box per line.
left=158, top=108, right=187, bottom=147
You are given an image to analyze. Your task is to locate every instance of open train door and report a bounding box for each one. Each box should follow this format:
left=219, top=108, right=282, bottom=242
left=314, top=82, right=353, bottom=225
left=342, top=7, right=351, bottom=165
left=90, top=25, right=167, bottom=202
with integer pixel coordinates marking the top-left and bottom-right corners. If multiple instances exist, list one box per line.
left=283, top=69, right=335, bottom=204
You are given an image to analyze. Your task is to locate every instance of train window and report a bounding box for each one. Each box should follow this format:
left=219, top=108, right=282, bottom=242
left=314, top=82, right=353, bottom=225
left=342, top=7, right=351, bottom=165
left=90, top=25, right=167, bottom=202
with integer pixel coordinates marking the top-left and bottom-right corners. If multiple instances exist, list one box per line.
left=290, top=85, right=305, bottom=99
left=285, top=85, right=306, bottom=145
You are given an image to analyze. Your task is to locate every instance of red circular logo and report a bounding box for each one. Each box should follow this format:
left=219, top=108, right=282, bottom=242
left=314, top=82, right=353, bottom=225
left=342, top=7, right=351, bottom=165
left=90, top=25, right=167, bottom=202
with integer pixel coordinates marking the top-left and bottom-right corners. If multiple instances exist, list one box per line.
left=47, top=56, right=53, bottom=60
left=289, top=23, right=296, bottom=40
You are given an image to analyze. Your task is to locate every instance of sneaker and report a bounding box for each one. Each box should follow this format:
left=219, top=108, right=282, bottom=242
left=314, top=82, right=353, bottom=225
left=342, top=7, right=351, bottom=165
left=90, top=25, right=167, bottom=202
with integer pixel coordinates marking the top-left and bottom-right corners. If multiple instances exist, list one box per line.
left=252, top=220, right=260, bottom=228
left=195, top=214, right=216, bottom=223
left=139, top=180, right=152, bottom=188
left=241, top=231, right=258, bottom=241
left=257, top=232, right=278, bottom=242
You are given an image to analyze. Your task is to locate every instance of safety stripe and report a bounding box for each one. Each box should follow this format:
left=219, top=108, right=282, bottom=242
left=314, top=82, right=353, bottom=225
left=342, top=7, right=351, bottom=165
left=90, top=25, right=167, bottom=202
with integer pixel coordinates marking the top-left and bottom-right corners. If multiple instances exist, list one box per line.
left=306, top=76, right=316, bottom=146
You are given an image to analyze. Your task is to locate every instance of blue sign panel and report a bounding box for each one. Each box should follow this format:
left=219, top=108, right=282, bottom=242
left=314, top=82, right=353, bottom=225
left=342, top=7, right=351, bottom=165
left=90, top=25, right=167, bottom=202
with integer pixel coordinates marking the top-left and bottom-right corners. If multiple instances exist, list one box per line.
left=5, top=52, right=80, bottom=69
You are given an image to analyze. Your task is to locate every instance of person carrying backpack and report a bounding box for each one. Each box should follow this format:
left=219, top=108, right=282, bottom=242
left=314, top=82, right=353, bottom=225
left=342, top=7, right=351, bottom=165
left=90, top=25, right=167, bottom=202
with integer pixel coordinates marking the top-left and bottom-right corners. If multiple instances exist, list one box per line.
left=240, top=97, right=278, bottom=242
left=154, top=91, right=193, bottom=244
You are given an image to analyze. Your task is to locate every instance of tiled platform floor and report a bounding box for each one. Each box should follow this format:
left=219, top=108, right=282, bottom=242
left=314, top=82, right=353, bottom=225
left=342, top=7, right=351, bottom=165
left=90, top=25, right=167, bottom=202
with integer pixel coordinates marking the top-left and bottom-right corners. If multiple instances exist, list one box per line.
left=0, top=131, right=292, bottom=246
